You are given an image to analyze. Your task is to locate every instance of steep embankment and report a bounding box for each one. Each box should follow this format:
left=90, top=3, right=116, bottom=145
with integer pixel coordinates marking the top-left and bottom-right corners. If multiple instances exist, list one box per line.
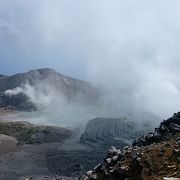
left=81, top=117, right=155, bottom=150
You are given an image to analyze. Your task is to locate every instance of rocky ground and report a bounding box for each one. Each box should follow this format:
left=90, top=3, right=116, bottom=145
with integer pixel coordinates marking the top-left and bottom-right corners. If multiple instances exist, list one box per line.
left=0, top=109, right=179, bottom=180
left=10, top=112, right=180, bottom=180
left=82, top=112, right=180, bottom=180
left=81, top=134, right=180, bottom=180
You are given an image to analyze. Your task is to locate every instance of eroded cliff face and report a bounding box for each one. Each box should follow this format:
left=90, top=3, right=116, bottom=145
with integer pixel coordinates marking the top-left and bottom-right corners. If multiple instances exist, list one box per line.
left=80, top=117, right=154, bottom=150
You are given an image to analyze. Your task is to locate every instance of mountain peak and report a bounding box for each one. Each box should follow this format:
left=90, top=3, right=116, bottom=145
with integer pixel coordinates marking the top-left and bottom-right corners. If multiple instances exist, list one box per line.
left=28, top=68, right=61, bottom=75
left=0, top=68, right=100, bottom=111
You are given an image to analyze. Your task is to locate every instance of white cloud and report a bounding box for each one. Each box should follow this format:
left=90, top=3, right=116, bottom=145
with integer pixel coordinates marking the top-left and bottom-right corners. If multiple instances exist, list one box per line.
left=1, top=0, right=180, bottom=118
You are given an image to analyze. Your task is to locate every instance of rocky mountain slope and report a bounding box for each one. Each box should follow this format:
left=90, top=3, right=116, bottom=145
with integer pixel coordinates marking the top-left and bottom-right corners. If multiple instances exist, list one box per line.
left=82, top=112, right=180, bottom=180
left=0, top=68, right=100, bottom=110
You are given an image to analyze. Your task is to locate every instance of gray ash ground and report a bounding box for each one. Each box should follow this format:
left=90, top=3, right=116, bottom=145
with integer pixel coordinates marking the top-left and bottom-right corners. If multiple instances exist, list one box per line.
left=0, top=117, right=106, bottom=179
left=0, top=109, right=161, bottom=180
left=47, top=150, right=106, bottom=176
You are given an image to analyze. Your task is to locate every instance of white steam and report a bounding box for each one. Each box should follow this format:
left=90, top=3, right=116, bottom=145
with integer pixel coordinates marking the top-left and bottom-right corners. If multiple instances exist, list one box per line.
left=5, top=87, right=24, bottom=96
left=5, top=82, right=67, bottom=110
left=3, top=79, right=160, bottom=129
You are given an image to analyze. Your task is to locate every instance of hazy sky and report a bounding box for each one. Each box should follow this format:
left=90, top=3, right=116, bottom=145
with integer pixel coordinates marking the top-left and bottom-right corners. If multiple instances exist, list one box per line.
left=1, top=0, right=180, bottom=117
left=0, top=0, right=180, bottom=77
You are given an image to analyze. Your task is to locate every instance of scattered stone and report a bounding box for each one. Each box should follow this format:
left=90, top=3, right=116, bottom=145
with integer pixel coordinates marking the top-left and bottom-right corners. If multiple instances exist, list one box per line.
left=159, top=148, right=165, bottom=156
left=173, top=149, right=179, bottom=155
left=86, top=170, right=94, bottom=175
left=105, top=158, right=112, bottom=164
left=111, top=155, right=118, bottom=161
left=108, top=146, right=117, bottom=154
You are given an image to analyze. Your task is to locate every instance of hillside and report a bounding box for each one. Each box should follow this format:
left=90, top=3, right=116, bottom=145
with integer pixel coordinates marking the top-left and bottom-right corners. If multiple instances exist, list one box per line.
left=0, top=68, right=100, bottom=110
left=0, top=121, right=72, bottom=145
